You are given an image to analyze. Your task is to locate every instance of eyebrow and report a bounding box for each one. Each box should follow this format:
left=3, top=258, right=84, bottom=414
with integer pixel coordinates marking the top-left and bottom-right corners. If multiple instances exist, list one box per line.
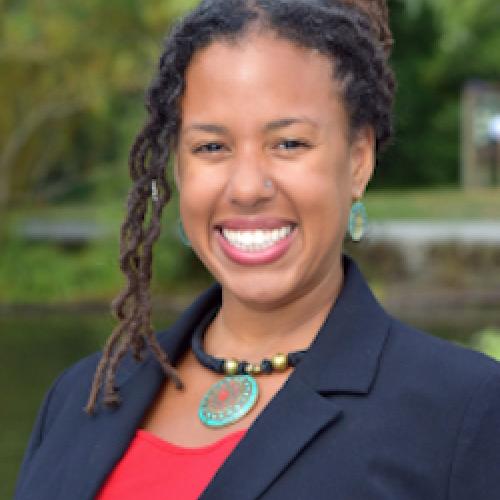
left=183, top=117, right=318, bottom=135
left=184, top=123, right=229, bottom=135
left=264, top=117, right=318, bottom=131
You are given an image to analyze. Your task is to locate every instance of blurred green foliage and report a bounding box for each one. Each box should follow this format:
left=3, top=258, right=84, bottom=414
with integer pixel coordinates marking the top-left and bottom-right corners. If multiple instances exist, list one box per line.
left=0, top=0, right=198, bottom=206
left=1, top=0, right=500, bottom=205
left=473, top=327, right=500, bottom=361
left=0, top=196, right=212, bottom=305
left=376, top=0, right=500, bottom=187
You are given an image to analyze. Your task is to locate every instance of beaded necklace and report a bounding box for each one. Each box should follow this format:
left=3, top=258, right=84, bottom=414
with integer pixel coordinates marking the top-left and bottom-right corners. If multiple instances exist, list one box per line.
left=191, top=307, right=308, bottom=428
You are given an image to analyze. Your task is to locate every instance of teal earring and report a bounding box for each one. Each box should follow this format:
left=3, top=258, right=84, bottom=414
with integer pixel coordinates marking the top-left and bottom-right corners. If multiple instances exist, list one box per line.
left=177, top=219, right=191, bottom=247
left=348, top=200, right=367, bottom=242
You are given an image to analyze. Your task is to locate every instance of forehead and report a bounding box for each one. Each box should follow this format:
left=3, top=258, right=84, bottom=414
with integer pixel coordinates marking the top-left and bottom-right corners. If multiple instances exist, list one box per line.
left=180, top=31, right=347, bottom=130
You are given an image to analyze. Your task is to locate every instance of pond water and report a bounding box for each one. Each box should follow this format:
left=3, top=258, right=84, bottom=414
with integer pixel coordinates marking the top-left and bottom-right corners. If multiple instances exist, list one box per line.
left=2, top=305, right=499, bottom=498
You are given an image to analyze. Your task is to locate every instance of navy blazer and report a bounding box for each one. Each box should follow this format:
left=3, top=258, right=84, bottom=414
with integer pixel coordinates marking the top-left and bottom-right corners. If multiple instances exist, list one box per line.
left=15, top=258, right=500, bottom=499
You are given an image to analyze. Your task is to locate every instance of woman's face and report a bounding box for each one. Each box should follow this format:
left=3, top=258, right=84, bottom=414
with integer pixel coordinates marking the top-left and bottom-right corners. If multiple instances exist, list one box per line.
left=175, top=32, right=374, bottom=309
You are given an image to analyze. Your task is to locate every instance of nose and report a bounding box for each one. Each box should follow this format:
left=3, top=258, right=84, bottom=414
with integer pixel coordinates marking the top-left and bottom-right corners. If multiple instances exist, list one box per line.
left=225, top=149, right=275, bottom=208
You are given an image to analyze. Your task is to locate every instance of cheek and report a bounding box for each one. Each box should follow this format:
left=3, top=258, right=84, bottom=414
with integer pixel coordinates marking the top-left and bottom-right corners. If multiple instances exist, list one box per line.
left=179, top=185, right=207, bottom=223
left=287, top=153, right=350, bottom=212
left=284, top=159, right=351, bottom=245
left=178, top=167, right=222, bottom=234
left=300, top=181, right=346, bottom=229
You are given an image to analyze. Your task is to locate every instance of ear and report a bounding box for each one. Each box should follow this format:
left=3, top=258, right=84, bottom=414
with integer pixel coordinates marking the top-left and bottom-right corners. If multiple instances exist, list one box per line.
left=348, top=126, right=375, bottom=199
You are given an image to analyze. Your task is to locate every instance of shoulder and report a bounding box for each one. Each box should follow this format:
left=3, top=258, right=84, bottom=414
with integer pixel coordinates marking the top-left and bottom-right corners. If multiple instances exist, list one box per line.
left=380, top=318, right=500, bottom=453
left=51, top=351, right=101, bottom=397
left=42, top=343, right=159, bottom=424
left=54, top=351, right=102, bottom=388
left=384, top=317, right=500, bottom=391
left=36, top=352, right=102, bottom=436
left=386, top=322, right=500, bottom=498
left=15, top=351, right=102, bottom=494
left=377, top=319, right=500, bottom=497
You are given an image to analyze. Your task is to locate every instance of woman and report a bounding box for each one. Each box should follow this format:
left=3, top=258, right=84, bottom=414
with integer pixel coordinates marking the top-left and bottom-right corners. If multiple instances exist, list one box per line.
left=15, top=0, right=500, bottom=499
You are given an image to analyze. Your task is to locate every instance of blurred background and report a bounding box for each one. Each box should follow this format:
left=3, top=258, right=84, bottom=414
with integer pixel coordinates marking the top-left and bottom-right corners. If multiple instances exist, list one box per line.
left=1, top=0, right=500, bottom=496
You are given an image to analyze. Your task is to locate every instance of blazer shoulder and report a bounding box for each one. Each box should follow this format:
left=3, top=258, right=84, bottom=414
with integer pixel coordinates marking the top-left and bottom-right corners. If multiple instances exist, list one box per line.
left=42, top=351, right=102, bottom=429
left=15, top=351, right=102, bottom=497
left=447, top=366, right=500, bottom=499
left=386, top=317, right=500, bottom=392
left=51, top=351, right=101, bottom=393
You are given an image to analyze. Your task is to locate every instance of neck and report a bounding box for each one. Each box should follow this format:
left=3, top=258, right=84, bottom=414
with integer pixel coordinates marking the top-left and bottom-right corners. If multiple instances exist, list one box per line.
left=204, top=259, right=344, bottom=362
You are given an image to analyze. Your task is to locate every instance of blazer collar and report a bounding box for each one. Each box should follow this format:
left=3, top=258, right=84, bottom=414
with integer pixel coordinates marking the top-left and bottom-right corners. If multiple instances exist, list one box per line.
left=293, top=255, right=391, bottom=394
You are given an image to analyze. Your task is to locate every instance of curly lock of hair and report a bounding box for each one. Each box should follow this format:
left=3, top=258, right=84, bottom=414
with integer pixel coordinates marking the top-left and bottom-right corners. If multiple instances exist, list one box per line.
left=85, top=0, right=396, bottom=415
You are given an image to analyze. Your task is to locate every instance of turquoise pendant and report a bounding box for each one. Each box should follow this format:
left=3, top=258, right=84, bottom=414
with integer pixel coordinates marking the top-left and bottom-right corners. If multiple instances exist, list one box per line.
left=199, top=375, right=258, bottom=428
left=348, top=200, right=367, bottom=242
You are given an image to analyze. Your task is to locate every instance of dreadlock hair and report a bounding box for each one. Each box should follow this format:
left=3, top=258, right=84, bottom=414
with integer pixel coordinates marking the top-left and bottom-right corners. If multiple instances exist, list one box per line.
left=342, top=0, right=393, bottom=58
left=84, top=0, right=396, bottom=415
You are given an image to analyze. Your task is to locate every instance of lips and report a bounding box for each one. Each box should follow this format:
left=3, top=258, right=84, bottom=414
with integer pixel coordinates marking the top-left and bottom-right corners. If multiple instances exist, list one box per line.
left=214, top=217, right=297, bottom=265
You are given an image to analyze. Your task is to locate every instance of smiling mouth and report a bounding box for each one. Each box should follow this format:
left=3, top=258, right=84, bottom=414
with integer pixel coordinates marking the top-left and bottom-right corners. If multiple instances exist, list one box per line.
left=216, top=225, right=296, bottom=252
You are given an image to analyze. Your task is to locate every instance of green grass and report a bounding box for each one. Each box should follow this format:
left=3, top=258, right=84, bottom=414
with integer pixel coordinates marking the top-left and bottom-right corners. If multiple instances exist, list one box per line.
left=365, top=187, right=500, bottom=220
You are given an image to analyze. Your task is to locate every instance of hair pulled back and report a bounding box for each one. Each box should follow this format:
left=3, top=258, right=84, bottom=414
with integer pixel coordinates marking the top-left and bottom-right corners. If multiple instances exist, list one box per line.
left=85, top=0, right=395, bottom=415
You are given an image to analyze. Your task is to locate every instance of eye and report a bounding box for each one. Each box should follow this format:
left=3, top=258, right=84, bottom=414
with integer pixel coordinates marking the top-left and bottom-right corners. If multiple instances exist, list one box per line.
left=193, top=142, right=226, bottom=154
left=276, top=139, right=311, bottom=151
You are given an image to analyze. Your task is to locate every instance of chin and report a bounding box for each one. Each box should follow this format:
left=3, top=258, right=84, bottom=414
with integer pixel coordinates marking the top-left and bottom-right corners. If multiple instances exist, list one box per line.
left=220, top=271, right=303, bottom=310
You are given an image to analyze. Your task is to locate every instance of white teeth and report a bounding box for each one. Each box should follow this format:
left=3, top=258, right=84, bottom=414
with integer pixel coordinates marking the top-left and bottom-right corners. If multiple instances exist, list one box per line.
left=221, top=226, right=293, bottom=251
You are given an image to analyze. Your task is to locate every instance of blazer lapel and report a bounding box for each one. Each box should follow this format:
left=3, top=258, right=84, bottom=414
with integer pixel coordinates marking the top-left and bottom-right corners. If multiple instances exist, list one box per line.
left=59, top=360, right=167, bottom=500
left=200, top=376, right=343, bottom=500
left=201, top=256, right=391, bottom=499
left=57, top=285, right=223, bottom=500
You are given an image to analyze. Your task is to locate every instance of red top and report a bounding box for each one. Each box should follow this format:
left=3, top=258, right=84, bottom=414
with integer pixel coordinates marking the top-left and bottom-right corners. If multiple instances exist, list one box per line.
left=96, top=428, right=247, bottom=500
